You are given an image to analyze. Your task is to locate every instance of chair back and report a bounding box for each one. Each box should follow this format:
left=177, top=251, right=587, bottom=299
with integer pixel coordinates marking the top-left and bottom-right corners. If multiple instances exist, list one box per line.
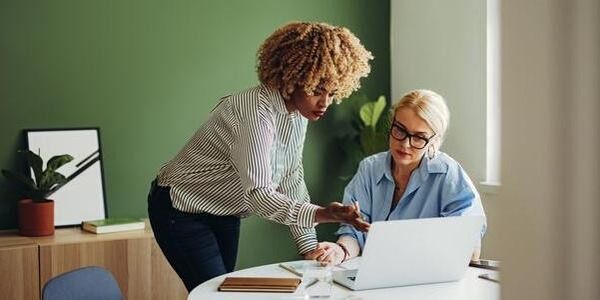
left=42, top=266, right=123, bottom=300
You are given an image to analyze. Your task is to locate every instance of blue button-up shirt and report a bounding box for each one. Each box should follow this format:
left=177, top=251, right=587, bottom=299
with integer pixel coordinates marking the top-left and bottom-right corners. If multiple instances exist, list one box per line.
left=336, top=151, right=487, bottom=250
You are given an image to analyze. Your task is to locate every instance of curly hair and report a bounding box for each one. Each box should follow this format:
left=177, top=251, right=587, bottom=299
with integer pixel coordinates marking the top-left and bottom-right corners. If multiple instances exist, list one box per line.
left=257, top=22, right=373, bottom=102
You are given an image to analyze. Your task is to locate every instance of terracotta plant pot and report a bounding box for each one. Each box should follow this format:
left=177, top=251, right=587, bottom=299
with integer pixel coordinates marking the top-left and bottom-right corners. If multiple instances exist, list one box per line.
left=18, top=199, right=55, bottom=236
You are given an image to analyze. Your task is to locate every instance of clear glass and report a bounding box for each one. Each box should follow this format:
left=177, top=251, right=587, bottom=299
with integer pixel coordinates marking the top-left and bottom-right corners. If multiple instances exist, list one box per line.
left=301, top=261, right=333, bottom=299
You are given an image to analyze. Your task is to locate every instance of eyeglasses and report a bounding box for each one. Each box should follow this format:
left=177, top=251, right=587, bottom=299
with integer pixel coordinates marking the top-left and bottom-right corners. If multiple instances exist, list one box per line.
left=390, top=123, right=435, bottom=149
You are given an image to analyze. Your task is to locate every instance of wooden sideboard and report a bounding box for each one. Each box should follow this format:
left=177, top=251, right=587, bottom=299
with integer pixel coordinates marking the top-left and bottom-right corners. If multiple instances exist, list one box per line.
left=0, top=224, right=188, bottom=300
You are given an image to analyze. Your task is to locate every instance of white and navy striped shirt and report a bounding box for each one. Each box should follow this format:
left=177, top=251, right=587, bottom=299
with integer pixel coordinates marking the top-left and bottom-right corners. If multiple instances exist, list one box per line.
left=157, top=84, right=319, bottom=254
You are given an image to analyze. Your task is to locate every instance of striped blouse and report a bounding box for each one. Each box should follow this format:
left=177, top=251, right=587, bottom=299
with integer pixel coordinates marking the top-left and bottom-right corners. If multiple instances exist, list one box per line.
left=157, top=84, right=320, bottom=254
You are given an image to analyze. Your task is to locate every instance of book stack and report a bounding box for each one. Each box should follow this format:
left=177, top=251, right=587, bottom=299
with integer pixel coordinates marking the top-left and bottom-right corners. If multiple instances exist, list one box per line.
left=218, top=277, right=301, bottom=293
left=81, top=217, right=145, bottom=234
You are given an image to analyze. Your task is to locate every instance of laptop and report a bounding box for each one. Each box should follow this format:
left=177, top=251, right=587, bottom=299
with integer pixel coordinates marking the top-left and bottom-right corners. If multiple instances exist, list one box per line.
left=333, top=216, right=484, bottom=290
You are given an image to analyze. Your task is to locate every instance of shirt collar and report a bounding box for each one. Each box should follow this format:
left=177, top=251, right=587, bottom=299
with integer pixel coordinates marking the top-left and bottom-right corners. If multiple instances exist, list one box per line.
left=377, top=151, right=394, bottom=184
left=377, top=150, right=448, bottom=185
left=423, top=153, right=448, bottom=174
left=263, top=84, right=299, bottom=118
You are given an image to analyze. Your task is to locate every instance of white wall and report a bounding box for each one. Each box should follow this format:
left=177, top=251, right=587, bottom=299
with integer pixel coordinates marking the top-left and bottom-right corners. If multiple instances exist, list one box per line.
left=391, top=0, right=486, bottom=182
left=390, top=0, right=496, bottom=256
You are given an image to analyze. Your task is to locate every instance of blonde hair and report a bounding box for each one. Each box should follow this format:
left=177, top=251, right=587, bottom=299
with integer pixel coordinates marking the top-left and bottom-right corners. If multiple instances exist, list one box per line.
left=257, top=22, right=373, bottom=102
left=391, top=89, right=450, bottom=154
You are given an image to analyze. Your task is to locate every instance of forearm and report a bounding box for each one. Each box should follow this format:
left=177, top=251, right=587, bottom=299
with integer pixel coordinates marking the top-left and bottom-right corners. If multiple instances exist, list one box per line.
left=247, top=188, right=319, bottom=227
left=314, top=204, right=358, bottom=224
left=314, top=207, right=333, bottom=223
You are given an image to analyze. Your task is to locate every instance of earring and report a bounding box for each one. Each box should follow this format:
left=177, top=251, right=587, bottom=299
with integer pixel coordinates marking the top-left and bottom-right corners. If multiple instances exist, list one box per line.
left=427, top=145, right=436, bottom=159
left=286, top=86, right=295, bottom=99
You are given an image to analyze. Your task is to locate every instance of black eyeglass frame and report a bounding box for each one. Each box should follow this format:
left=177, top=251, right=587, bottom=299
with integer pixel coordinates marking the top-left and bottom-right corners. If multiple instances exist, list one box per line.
left=389, top=123, right=436, bottom=149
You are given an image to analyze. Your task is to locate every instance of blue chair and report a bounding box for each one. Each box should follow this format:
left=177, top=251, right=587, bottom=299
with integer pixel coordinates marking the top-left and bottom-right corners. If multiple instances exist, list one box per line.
left=42, top=266, right=123, bottom=300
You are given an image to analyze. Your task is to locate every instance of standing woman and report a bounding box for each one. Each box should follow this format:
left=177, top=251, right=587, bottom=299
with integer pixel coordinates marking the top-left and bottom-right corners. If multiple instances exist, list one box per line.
left=148, top=21, right=374, bottom=291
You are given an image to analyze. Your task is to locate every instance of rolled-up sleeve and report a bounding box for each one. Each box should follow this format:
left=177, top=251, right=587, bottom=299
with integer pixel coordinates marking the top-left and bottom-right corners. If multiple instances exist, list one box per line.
left=231, top=97, right=319, bottom=228
left=288, top=224, right=317, bottom=255
left=278, top=160, right=318, bottom=254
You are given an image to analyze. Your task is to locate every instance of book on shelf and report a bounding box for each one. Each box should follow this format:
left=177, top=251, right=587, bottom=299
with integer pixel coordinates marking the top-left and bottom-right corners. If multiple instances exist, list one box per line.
left=81, top=217, right=145, bottom=234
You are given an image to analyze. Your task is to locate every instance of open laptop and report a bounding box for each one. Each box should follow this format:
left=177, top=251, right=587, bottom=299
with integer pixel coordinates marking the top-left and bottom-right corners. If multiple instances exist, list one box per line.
left=333, top=216, right=484, bottom=290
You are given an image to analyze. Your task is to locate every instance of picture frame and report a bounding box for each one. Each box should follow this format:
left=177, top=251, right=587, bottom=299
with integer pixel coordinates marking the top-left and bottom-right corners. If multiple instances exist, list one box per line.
left=25, top=127, right=108, bottom=226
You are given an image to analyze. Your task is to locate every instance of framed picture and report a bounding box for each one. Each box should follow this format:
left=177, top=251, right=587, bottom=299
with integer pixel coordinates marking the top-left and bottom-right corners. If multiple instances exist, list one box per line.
left=25, top=127, right=108, bottom=226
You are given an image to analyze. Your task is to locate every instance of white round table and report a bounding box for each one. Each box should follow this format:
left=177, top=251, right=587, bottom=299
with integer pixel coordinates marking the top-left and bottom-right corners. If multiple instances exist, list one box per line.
left=188, top=260, right=500, bottom=300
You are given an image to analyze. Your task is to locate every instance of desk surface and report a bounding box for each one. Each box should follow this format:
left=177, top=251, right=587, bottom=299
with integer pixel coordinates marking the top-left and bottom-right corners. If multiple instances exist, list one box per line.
left=188, top=260, right=500, bottom=300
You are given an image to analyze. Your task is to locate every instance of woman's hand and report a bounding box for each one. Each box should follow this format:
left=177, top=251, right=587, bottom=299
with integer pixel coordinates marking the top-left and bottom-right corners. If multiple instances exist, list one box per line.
left=304, top=242, right=345, bottom=265
left=303, top=244, right=326, bottom=261
left=315, top=202, right=370, bottom=232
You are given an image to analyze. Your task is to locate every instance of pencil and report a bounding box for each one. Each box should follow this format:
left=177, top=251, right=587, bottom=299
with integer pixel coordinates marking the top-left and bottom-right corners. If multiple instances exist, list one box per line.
left=352, top=200, right=361, bottom=217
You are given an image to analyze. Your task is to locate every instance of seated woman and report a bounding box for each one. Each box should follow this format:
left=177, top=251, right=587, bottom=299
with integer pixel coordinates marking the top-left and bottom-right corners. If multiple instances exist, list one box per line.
left=308, top=89, right=486, bottom=265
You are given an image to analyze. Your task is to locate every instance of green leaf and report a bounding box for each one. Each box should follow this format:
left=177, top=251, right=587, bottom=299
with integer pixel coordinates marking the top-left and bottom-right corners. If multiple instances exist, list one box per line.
left=47, top=154, right=74, bottom=171
left=376, top=109, right=393, bottom=134
left=371, top=96, right=387, bottom=128
left=360, top=130, right=377, bottom=155
left=1, top=169, right=37, bottom=191
left=359, top=102, right=375, bottom=127
left=360, top=129, right=389, bottom=157
left=39, top=170, right=67, bottom=192
left=373, top=131, right=389, bottom=153
left=22, top=150, right=43, bottom=186
left=4, top=150, right=73, bottom=201
left=359, top=95, right=387, bottom=129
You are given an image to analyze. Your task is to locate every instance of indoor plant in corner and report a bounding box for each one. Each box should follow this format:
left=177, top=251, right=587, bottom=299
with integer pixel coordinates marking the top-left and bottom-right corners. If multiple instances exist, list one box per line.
left=2, top=150, right=73, bottom=236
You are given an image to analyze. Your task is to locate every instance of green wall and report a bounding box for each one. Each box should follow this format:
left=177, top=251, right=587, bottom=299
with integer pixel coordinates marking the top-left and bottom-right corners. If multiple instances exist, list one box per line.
left=0, top=0, right=389, bottom=269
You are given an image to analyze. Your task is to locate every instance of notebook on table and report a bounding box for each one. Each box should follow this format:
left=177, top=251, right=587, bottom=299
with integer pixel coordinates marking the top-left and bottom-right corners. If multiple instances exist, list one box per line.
left=218, top=277, right=301, bottom=293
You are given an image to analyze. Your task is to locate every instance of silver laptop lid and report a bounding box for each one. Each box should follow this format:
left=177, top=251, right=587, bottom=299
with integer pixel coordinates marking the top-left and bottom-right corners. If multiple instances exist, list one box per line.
left=353, top=216, right=484, bottom=290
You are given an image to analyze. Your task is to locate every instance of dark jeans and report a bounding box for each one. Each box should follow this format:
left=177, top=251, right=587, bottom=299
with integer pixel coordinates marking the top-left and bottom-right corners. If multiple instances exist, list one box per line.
left=147, top=180, right=240, bottom=291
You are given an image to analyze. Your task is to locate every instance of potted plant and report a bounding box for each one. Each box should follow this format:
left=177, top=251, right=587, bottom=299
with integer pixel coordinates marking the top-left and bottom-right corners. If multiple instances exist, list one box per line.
left=335, top=94, right=391, bottom=182
left=357, top=95, right=391, bottom=156
left=2, top=150, right=73, bottom=236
